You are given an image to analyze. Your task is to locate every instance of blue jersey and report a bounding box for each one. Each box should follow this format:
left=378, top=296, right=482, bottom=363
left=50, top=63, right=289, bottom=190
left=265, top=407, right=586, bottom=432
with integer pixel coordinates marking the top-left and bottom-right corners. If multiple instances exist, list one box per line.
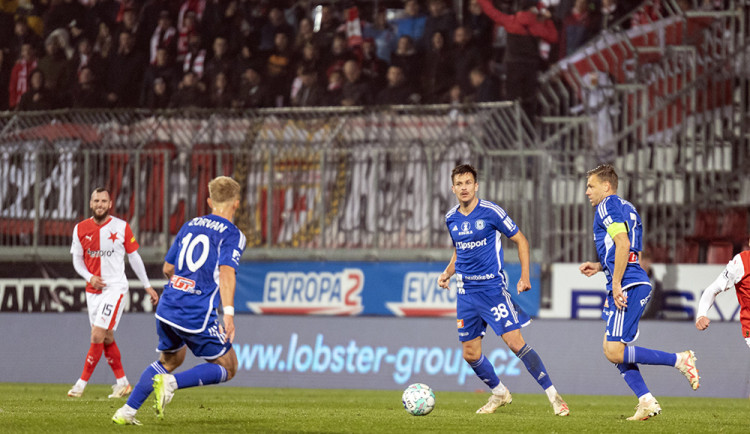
left=593, top=195, right=650, bottom=291
left=156, top=214, right=247, bottom=333
left=446, top=199, right=519, bottom=294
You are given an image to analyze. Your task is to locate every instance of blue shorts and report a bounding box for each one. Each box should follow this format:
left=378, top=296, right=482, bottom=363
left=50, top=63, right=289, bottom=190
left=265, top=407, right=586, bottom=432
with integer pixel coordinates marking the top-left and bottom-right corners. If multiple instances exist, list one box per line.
left=602, top=283, right=652, bottom=343
left=156, top=317, right=232, bottom=360
left=456, top=288, right=531, bottom=342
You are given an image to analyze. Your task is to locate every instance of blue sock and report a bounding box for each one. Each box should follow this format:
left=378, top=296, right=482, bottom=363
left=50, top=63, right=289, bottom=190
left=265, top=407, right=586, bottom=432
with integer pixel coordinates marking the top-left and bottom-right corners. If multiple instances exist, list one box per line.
left=516, top=344, right=553, bottom=390
left=626, top=346, right=677, bottom=366
left=174, top=363, right=228, bottom=389
left=616, top=363, right=650, bottom=397
left=126, top=361, right=168, bottom=410
left=469, top=354, right=500, bottom=389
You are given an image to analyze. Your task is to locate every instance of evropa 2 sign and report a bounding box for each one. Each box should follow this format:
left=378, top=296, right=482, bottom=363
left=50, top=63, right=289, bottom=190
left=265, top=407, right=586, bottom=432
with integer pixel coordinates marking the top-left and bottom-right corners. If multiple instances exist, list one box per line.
left=235, top=262, right=541, bottom=317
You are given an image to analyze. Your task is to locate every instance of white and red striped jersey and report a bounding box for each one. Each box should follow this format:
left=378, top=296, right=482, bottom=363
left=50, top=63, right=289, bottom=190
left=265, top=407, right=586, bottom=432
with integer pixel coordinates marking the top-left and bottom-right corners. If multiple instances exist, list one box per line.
left=698, top=250, right=750, bottom=338
left=71, top=216, right=139, bottom=294
left=729, top=251, right=750, bottom=337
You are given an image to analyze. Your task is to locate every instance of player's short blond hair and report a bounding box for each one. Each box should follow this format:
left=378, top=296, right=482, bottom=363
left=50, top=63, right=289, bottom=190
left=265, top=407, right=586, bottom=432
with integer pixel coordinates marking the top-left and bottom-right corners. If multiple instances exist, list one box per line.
left=587, top=164, right=618, bottom=191
left=208, top=176, right=240, bottom=204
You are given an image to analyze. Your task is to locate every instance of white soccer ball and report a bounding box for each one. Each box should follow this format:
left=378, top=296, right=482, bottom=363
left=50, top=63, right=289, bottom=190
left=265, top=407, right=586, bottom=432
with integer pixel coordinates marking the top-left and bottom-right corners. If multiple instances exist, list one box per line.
left=401, top=383, right=436, bottom=416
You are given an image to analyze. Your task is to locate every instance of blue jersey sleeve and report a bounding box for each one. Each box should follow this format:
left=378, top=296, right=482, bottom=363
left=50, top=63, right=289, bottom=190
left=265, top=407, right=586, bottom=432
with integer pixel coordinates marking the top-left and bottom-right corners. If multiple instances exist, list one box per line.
left=219, top=227, right=246, bottom=270
left=601, top=198, right=627, bottom=227
left=487, top=204, right=519, bottom=238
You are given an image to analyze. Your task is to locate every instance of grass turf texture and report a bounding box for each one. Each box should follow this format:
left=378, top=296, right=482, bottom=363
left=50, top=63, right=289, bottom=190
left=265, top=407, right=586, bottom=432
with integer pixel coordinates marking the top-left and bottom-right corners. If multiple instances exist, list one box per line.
left=1, top=383, right=747, bottom=433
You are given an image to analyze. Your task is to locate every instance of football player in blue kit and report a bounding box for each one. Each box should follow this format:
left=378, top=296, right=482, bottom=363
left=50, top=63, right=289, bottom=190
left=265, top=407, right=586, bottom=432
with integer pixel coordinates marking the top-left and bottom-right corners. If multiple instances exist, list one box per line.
left=437, top=164, right=569, bottom=416
left=578, top=165, right=699, bottom=421
left=113, top=176, right=247, bottom=425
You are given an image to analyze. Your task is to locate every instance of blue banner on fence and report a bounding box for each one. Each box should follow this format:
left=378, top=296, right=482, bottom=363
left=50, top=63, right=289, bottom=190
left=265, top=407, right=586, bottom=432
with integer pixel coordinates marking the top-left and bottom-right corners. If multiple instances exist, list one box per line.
left=235, top=262, right=540, bottom=317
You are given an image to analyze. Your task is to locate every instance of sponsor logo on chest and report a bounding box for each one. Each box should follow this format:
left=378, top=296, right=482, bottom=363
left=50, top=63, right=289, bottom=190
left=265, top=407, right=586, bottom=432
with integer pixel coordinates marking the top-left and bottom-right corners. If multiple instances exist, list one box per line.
left=87, top=248, right=115, bottom=257
left=458, top=221, right=473, bottom=236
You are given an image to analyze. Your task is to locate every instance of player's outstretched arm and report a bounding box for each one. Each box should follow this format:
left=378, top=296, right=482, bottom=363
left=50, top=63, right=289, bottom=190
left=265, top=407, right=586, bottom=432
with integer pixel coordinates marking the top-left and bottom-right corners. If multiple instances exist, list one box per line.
left=509, top=231, right=531, bottom=294
left=219, top=265, right=236, bottom=343
left=696, top=269, right=735, bottom=330
left=128, top=250, right=158, bottom=305
left=438, top=249, right=457, bottom=289
left=695, top=316, right=711, bottom=331
left=579, top=261, right=602, bottom=276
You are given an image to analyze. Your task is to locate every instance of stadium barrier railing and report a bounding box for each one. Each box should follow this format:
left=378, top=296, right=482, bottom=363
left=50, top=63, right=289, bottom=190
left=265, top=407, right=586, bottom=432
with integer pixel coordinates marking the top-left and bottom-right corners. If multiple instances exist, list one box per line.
left=536, top=0, right=750, bottom=263
left=0, top=103, right=551, bottom=264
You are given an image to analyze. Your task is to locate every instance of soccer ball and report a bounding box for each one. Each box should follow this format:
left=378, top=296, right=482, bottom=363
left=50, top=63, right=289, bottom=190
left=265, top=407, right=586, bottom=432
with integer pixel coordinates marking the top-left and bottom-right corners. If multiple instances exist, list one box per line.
left=401, top=383, right=435, bottom=416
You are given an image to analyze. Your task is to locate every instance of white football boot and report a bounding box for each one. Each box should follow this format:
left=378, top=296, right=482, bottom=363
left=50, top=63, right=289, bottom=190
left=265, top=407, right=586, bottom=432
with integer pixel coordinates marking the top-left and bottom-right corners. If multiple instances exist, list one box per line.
left=675, top=350, right=700, bottom=390
left=476, top=389, right=512, bottom=414
left=627, top=398, right=661, bottom=421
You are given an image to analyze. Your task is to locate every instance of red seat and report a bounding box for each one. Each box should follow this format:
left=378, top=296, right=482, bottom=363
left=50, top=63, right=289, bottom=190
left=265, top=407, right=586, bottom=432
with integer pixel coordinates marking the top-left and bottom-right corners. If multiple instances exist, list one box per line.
left=706, top=242, right=734, bottom=264
left=676, top=241, right=700, bottom=264
left=719, top=208, right=748, bottom=243
left=689, top=210, right=720, bottom=241
left=644, top=244, right=670, bottom=263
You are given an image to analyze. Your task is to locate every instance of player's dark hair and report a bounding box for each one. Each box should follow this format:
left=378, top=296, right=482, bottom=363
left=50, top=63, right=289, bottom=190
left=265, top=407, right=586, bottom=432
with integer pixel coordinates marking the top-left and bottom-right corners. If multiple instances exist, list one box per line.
left=91, top=187, right=110, bottom=196
left=587, top=164, right=618, bottom=191
left=451, top=164, right=477, bottom=184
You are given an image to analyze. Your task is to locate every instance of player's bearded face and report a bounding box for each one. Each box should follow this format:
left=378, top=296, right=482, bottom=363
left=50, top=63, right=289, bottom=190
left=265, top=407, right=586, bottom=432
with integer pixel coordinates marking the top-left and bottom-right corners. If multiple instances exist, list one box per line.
left=90, top=192, right=112, bottom=220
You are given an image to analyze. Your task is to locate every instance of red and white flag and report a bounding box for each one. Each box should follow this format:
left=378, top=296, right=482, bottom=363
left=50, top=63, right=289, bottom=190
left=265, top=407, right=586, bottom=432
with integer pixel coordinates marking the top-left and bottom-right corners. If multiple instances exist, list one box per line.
left=346, top=7, right=363, bottom=48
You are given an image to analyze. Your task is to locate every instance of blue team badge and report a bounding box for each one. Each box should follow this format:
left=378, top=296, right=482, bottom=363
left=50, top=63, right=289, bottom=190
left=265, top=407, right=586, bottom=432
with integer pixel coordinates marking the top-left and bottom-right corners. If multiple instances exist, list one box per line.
left=475, top=219, right=485, bottom=230
left=461, top=221, right=471, bottom=232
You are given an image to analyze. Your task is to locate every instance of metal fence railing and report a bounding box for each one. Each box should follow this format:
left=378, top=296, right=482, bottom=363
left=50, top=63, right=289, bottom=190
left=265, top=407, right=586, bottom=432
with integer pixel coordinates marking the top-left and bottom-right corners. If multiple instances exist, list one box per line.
left=0, top=103, right=549, bottom=264
left=534, top=0, right=750, bottom=263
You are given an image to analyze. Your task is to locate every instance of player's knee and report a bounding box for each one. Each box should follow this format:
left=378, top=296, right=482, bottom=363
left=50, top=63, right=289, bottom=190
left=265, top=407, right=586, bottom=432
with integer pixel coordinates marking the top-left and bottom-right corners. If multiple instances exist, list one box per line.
left=603, top=345, right=623, bottom=363
left=161, top=360, right=180, bottom=372
left=160, top=348, right=186, bottom=372
left=462, top=348, right=481, bottom=363
left=90, top=328, right=106, bottom=343
left=506, top=339, right=525, bottom=354
left=225, top=364, right=237, bottom=381
left=218, top=349, right=238, bottom=381
left=604, top=353, right=622, bottom=364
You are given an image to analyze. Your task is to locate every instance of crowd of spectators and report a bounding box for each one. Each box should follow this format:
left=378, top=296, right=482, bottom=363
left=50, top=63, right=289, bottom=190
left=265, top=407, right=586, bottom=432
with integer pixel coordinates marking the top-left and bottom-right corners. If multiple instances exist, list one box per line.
left=0, top=0, right=727, bottom=113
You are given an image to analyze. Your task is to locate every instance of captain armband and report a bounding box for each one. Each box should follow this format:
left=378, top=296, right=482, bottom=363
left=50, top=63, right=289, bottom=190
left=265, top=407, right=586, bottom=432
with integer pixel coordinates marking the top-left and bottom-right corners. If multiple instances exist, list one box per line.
left=606, top=222, right=628, bottom=238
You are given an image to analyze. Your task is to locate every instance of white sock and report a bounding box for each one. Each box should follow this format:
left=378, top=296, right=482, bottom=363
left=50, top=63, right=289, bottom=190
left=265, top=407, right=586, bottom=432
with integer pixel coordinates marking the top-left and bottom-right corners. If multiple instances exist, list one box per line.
left=167, top=375, right=178, bottom=391
left=116, top=376, right=129, bottom=386
left=74, top=379, right=87, bottom=390
left=491, top=382, right=507, bottom=395
left=639, top=393, right=655, bottom=402
left=544, top=385, right=558, bottom=402
left=122, top=404, right=137, bottom=416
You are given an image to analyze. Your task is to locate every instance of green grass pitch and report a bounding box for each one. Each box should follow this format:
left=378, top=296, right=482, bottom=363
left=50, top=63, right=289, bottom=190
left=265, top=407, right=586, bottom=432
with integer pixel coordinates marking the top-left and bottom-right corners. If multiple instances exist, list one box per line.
left=1, top=383, right=748, bottom=433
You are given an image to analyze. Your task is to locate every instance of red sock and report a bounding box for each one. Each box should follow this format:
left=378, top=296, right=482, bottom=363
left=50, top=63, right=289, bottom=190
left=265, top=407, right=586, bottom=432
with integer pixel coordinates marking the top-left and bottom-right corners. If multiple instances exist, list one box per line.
left=104, top=341, right=125, bottom=379
left=80, top=343, right=104, bottom=381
